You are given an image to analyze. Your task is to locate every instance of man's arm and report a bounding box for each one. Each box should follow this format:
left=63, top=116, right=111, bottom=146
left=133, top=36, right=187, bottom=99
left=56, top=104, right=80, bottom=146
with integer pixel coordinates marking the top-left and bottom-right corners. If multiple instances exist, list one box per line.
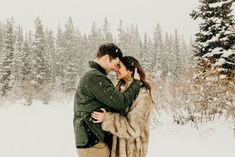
left=89, top=74, right=141, bottom=111
left=101, top=91, right=152, bottom=139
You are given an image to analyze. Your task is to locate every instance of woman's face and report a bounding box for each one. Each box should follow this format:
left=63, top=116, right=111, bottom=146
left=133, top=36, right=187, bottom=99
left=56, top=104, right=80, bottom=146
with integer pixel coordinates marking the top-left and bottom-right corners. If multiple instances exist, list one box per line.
left=116, top=62, right=131, bottom=80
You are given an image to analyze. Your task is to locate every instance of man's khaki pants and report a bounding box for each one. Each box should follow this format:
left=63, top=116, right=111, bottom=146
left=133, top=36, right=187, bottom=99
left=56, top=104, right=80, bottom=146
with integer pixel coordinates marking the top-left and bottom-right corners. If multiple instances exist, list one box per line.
left=77, top=142, right=110, bottom=157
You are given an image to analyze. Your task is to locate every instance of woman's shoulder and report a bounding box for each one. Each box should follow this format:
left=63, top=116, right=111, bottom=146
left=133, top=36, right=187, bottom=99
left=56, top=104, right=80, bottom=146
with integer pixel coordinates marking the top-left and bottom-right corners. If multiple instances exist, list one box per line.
left=129, top=87, right=153, bottom=112
left=133, top=88, right=151, bottom=104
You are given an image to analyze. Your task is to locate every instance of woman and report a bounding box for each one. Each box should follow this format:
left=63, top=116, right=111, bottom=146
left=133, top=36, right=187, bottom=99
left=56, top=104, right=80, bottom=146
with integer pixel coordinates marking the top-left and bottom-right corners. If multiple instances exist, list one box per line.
left=92, top=56, right=154, bottom=157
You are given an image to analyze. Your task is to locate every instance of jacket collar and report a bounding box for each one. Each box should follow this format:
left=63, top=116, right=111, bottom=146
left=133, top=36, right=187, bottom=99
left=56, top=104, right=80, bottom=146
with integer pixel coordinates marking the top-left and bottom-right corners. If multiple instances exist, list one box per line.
left=89, top=61, right=107, bottom=75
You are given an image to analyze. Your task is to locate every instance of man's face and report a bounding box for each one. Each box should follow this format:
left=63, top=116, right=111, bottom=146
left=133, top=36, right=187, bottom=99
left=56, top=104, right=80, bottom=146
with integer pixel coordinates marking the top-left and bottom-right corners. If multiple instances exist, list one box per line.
left=106, top=57, right=120, bottom=73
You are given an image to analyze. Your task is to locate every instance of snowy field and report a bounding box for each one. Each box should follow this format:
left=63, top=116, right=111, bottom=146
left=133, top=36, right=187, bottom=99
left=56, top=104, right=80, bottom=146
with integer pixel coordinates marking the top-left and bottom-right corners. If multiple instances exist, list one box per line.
left=0, top=100, right=235, bottom=157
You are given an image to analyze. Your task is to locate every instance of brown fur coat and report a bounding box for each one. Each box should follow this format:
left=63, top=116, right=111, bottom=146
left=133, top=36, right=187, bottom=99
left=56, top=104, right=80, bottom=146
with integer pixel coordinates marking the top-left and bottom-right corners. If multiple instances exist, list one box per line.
left=102, top=80, right=154, bottom=157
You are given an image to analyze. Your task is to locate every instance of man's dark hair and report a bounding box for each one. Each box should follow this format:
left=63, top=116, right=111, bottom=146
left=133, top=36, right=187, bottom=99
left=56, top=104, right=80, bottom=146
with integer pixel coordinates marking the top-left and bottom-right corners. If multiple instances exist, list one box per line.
left=96, top=43, right=123, bottom=60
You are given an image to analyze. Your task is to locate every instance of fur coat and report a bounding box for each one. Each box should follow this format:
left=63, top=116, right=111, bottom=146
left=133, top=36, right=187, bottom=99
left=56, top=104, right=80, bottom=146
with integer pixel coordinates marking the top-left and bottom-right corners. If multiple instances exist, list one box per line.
left=102, top=79, right=154, bottom=157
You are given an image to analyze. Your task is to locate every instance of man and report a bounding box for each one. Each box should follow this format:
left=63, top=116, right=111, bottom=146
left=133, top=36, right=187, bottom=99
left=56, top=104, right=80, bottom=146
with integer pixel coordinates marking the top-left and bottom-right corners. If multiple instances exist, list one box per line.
left=73, top=43, right=141, bottom=157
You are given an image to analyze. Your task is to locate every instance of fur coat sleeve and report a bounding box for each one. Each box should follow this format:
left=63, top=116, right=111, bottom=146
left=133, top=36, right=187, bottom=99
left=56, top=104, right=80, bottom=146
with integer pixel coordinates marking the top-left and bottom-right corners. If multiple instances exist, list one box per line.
left=101, top=88, right=153, bottom=139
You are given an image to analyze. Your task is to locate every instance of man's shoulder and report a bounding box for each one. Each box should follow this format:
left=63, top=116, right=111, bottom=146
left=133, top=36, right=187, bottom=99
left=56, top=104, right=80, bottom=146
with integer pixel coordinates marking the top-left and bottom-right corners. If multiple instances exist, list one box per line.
left=85, top=68, right=105, bottom=77
left=80, top=68, right=107, bottom=82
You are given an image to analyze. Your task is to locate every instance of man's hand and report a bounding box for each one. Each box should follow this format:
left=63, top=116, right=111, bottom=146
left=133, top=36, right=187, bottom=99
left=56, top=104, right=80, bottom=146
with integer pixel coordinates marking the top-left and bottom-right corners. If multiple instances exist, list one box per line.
left=134, top=68, right=140, bottom=80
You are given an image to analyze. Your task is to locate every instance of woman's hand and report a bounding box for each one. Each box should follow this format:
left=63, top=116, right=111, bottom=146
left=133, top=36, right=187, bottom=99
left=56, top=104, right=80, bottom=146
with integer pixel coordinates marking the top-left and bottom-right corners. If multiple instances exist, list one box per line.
left=91, top=108, right=107, bottom=123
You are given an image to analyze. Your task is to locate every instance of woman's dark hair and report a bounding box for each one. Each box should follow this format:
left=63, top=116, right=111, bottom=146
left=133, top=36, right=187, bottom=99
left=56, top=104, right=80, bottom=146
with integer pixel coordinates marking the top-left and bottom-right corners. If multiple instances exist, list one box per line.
left=96, top=43, right=123, bottom=60
left=116, top=56, right=153, bottom=100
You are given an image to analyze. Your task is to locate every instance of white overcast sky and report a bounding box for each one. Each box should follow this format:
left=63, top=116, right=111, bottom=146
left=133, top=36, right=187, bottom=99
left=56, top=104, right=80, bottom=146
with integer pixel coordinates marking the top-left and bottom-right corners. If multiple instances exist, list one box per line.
left=0, top=0, right=234, bottom=41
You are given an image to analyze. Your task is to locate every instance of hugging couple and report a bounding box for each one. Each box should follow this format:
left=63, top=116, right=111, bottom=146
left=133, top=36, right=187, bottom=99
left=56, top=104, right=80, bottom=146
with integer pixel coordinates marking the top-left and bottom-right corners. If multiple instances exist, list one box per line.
left=73, top=43, right=154, bottom=157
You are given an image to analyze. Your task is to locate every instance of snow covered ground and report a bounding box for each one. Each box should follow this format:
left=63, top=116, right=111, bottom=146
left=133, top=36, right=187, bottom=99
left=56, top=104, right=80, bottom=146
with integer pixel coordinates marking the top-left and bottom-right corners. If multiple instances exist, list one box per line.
left=0, top=100, right=235, bottom=157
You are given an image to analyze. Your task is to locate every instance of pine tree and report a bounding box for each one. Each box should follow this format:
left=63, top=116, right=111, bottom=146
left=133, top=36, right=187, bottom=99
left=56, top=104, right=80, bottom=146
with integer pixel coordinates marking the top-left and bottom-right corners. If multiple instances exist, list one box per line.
left=21, top=38, right=34, bottom=105
left=180, top=35, right=191, bottom=72
left=62, top=17, right=78, bottom=93
left=128, top=25, right=140, bottom=57
left=21, top=39, right=32, bottom=81
left=191, top=0, right=235, bottom=75
left=0, top=21, right=14, bottom=96
left=161, top=32, right=172, bottom=76
left=140, top=33, right=152, bottom=73
left=45, top=28, right=55, bottom=84
left=133, top=25, right=142, bottom=58
left=12, top=26, right=24, bottom=89
left=75, top=28, right=89, bottom=76
left=172, top=29, right=181, bottom=77
left=88, top=22, right=101, bottom=57
left=153, top=23, right=163, bottom=72
left=117, top=20, right=128, bottom=53
left=55, top=24, right=64, bottom=80
left=26, top=31, right=34, bottom=75
left=32, top=17, right=50, bottom=92
left=102, top=17, right=113, bottom=42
